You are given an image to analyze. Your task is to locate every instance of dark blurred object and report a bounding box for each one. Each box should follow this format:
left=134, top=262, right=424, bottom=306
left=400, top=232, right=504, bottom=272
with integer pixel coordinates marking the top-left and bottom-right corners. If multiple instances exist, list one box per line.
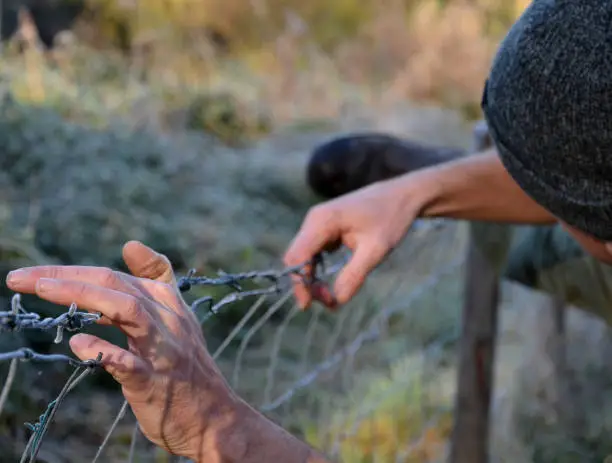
left=1, top=0, right=84, bottom=49
left=306, top=132, right=466, bottom=199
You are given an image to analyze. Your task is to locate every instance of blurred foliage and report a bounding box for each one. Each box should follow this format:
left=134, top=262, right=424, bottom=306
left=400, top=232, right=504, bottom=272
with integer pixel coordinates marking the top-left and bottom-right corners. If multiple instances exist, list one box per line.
left=76, top=0, right=531, bottom=54
left=1, top=0, right=534, bottom=129
left=304, top=355, right=454, bottom=462
left=78, top=0, right=529, bottom=55
left=80, top=0, right=375, bottom=53
left=182, top=92, right=272, bottom=146
left=0, top=1, right=546, bottom=461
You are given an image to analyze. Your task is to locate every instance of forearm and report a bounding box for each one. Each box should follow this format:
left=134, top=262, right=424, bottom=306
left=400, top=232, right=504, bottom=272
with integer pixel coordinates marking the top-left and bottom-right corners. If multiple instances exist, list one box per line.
left=192, top=398, right=333, bottom=463
left=398, top=148, right=557, bottom=224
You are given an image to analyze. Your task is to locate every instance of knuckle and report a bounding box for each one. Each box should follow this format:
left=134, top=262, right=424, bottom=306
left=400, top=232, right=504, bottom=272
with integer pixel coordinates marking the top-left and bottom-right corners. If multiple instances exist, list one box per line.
left=156, top=281, right=174, bottom=295
left=166, top=313, right=189, bottom=335
left=155, top=281, right=178, bottom=301
left=73, top=281, right=90, bottom=298
left=163, top=312, right=180, bottom=330
left=341, top=266, right=363, bottom=287
left=47, top=266, right=62, bottom=279
left=284, top=245, right=304, bottom=268
left=370, top=242, right=389, bottom=258
left=306, top=204, right=328, bottom=222
left=123, top=295, right=144, bottom=321
left=370, top=235, right=394, bottom=257
left=284, top=248, right=301, bottom=267
left=99, top=268, right=119, bottom=287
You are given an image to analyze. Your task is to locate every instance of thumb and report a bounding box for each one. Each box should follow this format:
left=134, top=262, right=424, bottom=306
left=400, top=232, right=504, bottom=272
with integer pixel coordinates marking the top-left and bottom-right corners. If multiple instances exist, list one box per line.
left=332, top=241, right=388, bottom=305
left=122, top=240, right=176, bottom=286
left=69, top=333, right=148, bottom=388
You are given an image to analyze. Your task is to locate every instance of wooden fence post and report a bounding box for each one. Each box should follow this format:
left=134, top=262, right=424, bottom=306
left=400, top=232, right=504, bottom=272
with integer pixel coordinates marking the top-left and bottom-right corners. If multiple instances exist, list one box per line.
left=448, top=236, right=500, bottom=463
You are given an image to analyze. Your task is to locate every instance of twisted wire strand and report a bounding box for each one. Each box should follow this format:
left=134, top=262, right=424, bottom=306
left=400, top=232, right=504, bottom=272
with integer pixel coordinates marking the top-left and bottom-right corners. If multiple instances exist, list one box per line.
left=20, top=353, right=102, bottom=463
left=1, top=294, right=101, bottom=343
left=0, top=250, right=396, bottom=463
left=180, top=253, right=346, bottom=324
left=259, top=256, right=463, bottom=413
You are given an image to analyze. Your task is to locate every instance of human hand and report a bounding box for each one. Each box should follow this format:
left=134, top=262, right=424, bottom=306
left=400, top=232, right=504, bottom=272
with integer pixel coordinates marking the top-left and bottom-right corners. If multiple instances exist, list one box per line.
left=5, top=241, right=241, bottom=461
left=284, top=177, right=423, bottom=310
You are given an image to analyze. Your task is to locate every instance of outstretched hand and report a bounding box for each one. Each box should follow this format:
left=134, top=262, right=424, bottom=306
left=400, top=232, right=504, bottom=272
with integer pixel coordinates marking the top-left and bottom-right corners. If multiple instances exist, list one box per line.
left=5, top=241, right=241, bottom=461
left=283, top=178, right=421, bottom=310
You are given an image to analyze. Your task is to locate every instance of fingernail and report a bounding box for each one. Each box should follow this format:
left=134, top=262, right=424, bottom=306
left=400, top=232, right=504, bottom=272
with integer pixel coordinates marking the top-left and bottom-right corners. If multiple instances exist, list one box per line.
left=37, top=278, right=59, bottom=292
left=6, top=270, right=26, bottom=284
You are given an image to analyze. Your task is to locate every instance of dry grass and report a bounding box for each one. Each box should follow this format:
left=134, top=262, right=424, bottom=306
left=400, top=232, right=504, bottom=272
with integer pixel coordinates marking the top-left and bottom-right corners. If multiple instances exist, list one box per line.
left=5, top=0, right=529, bottom=131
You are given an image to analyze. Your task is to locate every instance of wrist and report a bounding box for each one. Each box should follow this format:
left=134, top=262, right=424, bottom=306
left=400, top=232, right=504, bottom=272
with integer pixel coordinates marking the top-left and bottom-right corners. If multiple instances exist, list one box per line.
left=185, top=392, right=251, bottom=463
left=392, top=167, right=444, bottom=220
left=188, top=397, right=329, bottom=463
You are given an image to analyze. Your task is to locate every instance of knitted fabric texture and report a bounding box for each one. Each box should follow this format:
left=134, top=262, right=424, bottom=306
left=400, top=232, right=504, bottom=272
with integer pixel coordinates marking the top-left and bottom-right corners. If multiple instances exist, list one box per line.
left=482, top=0, right=612, bottom=241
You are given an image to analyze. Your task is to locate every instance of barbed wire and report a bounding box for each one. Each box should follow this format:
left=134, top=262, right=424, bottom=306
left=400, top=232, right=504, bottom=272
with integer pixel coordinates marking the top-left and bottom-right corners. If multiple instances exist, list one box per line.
left=0, top=235, right=465, bottom=462
left=1, top=293, right=101, bottom=343
left=0, top=252, right=345, bottom=462
left=259, top=255, right=462, bottom=413
left=0, top=292, right=104, bottom=462
left=179, top=252, right=346, bottom=322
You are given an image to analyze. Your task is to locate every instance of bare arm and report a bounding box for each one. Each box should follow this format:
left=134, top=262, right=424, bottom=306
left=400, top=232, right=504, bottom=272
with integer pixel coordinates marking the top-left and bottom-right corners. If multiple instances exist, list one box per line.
left=197, top=151, right=557, bottom=461
left=284, top=147, right=558, bottom=308
left=410, top=147, right=556, bottom=224
left=196, top=399, right=333, bottom=463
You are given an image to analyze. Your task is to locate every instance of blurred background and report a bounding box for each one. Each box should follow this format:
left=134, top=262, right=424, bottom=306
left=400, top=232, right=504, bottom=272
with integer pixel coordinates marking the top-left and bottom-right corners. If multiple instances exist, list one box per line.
left=4, top=1, right=612, bottom=462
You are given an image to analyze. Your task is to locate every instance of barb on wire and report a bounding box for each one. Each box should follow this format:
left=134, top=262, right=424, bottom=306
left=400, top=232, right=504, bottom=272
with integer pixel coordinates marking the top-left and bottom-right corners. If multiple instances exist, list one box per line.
left=0, top=292, right=104, bottom=462
left=1, top=294, right=101, bottom=343
left=20, top=353, right=102, bottom=463
left=178, top=255, right=322, bottom=293
left=178, top=252, right=346, bottom=321
left=259, top=256, right=463, bottom=413
left=0, top=347, right=102, bottom=368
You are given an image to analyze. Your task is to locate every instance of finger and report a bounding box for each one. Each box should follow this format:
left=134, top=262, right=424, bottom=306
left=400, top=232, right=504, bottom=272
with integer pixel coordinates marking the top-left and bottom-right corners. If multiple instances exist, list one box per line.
left=310, top=281, right=338, bottom=310
left=70, top=333, right=148, bottom=387
left=35, top=278, right=156, bottom=339
left=6, top=265, right=139, bottom=296
left=122, top=241, right=176, bottom=286
left=284, top=209, right=340, bottom=309
left=332, top=240, right=388, bottom=305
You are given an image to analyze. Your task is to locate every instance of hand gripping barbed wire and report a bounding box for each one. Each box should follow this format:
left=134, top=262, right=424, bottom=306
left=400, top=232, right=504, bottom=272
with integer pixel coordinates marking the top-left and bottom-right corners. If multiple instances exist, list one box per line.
left=90, top=253, right=346, bottom=463
left=0, top=252, right=345, bottom=462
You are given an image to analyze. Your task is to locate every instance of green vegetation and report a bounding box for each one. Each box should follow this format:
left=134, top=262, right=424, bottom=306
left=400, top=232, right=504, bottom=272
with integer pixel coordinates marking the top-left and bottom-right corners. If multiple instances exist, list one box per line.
left=6, top=2, right=606, bottom=462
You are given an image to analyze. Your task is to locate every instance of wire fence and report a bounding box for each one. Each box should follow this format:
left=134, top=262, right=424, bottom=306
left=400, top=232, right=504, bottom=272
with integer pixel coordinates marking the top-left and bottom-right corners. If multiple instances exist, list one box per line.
left=0, top=2, right=497, bottom=459
left=0, top=219, right=467, bottom=462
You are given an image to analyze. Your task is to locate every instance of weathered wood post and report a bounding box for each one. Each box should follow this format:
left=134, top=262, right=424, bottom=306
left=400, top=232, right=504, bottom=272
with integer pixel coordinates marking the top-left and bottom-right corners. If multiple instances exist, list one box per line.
left=540, top=295, right=569, bottom=424
left=448, top=223, right=509, bottom=463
